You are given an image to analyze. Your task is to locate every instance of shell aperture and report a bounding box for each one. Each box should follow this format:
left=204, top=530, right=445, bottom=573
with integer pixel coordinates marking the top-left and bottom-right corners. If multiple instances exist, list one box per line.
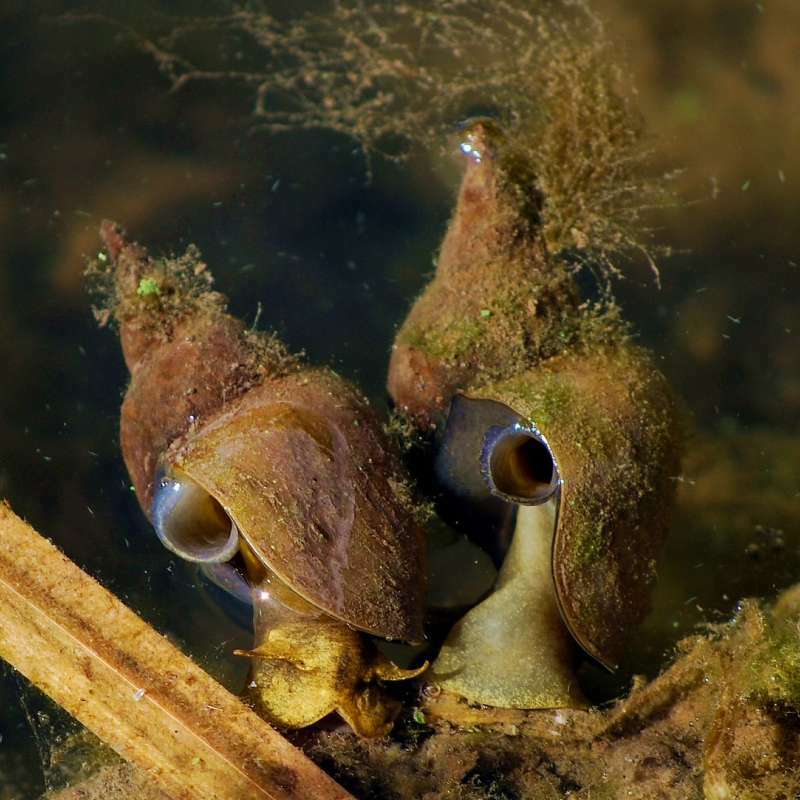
left=435, top=395, right=520, bottom=505
left=433, top=394, right=561, bottom=563
left=481, top=421, right=560, bottom=505
left=435, top=394, right=561, bottom=508
left=152, top=469, right=240, bottom=563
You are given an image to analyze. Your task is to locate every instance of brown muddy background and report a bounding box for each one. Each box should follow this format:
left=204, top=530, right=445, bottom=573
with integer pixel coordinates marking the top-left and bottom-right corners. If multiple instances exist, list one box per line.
left=0, top=1, right=798, bottom=795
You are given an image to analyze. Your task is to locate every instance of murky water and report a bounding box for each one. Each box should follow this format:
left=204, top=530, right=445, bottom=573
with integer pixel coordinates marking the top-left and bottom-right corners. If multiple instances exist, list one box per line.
left=1, top=1, right=798, bottom=795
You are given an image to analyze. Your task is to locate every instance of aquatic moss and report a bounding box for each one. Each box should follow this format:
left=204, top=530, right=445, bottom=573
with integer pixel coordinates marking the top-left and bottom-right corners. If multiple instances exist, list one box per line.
left=402, top=313, right=486, bottom=362
left=384, top=409, right=425, bottom=453
left=92, top=0, right=670, bottom=285
left=396, top=250, right=631, bottom=398
left=744, top=610, right=800, bottom=707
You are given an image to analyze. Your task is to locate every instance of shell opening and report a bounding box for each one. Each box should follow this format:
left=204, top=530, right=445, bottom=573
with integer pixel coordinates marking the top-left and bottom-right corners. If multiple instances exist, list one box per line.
left=484, top=426, right=559, bottom=504
left=152, top=470, right=240, bottom=563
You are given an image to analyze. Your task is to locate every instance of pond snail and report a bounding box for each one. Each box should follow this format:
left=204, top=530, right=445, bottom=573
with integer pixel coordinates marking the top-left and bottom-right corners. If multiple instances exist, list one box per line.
left=388, top=122, right=683, bottom=708
left=97, top=221, right=426, bottom=736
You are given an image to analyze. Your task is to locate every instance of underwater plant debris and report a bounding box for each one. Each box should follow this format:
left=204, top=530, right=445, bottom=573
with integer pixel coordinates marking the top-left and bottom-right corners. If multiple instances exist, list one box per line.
left=71, top=0, right=673, bottom=285
left=0, top=503, right=352, bottom=800
left=302, top=593, right=800, bottom=799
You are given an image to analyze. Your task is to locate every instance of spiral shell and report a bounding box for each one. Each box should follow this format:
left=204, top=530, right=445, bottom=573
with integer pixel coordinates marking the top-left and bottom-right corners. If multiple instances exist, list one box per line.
left=388, top=123, right=681, bottom=670
left=100, top=221, right=425, bottom=644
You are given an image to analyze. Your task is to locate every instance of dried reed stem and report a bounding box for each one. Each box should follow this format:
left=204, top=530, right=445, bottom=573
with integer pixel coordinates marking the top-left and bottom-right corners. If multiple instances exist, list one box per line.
left=0, top=502, right=353, bottom=800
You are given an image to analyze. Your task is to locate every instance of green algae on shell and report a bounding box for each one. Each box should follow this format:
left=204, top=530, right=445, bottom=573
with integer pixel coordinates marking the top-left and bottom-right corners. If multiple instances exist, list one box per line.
left=467, top=346, right=680, bottom=668
left=388, top=121, right=683, bottom=703
left=388, top=121, right=628, bottom=431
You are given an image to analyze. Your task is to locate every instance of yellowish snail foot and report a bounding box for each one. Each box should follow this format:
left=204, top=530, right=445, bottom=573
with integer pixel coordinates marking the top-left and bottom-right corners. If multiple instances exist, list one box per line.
left=237, top=612, right=426, bottom=737
left=430, top=500, right=586, bottom=709
left=236, top=552, right=426, bottom=737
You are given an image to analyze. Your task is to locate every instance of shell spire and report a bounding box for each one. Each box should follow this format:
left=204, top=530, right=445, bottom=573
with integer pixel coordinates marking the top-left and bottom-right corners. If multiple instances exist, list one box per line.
left=97, top=219, right=290, bottom=513
left=388, top=122, right=582, bottom=431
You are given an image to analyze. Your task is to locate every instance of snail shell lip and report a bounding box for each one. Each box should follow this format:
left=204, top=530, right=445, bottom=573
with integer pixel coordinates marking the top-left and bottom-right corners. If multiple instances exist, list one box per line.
left=548, top=488, right=617, bottom=673
left=434, top=394, right=561, bottom=507
left=151, top=470, right=241, bottom=564
left=161, top=517, right=240, bottom=564
left=480, top=422, right=562, bottom=506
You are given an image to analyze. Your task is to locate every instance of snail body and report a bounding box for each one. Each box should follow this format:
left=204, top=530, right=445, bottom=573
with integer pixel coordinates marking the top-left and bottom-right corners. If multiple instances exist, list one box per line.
left=97, top=221, right=426, bottom=735
left=234, top=543, right=425, bottom=737
left=431, top=499, right=583, bottom=708
left=388, top=124, right=682, bottom=707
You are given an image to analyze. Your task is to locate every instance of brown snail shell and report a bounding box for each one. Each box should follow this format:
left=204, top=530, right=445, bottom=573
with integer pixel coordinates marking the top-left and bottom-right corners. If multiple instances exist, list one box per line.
left=100, top=220, right=425, bottom=643
left=450, top=348, right=679, bottom=670
left=387, top=122, right=682, bottom=695
left=157, top=369, right=423, bottom=641
left=95, top=221, right=426, bottom=732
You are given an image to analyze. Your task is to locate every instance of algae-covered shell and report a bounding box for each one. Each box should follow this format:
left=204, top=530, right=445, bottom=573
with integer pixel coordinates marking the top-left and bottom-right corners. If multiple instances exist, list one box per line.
left=387, top=123, right=682, bottom=671
left=437, top=348, right=679, bottom=668
left=101, top=221, right=425, bottom=644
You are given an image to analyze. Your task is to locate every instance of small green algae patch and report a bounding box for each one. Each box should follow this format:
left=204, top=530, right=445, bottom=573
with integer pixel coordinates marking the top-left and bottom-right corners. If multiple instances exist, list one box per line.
left=744, top=607, right=800, bottom=707
left=488, top=371, right=579, bottom=432
left=136, top=276, right=161, bottom=297
left=570, top=518, right=610, bottom=567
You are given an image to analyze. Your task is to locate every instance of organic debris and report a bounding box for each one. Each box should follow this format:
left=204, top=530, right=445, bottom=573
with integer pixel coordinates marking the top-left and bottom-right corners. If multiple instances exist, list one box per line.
left=306, top=594, right=800, bottom=799
left=0, top=502, right=352, bottom=800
